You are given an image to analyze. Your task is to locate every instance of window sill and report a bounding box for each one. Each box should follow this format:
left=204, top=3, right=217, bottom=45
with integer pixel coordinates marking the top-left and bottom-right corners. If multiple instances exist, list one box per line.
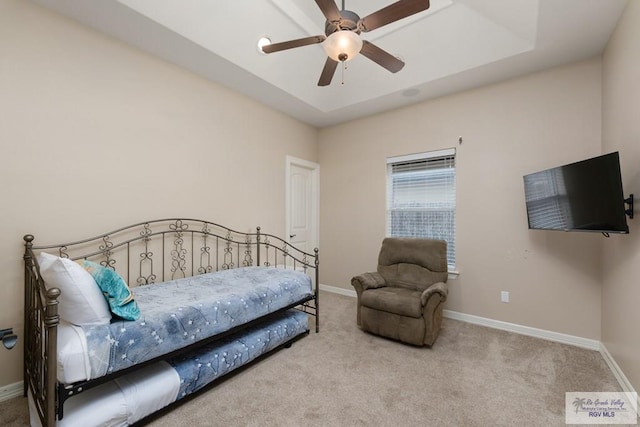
left=448, top=270, right=459, bottom=280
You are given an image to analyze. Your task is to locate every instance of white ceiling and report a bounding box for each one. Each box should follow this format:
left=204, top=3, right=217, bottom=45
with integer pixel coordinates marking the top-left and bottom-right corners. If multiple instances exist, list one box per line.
left=31, top=0, right=628, bottom=128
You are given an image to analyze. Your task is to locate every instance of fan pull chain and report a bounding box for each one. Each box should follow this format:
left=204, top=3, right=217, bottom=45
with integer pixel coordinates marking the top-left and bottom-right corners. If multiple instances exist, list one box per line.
left=341, top=61, right=345, bottom=85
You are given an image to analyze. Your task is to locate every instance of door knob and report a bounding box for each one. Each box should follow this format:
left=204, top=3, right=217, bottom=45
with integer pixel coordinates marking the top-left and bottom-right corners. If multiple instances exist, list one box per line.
left=289, top=234, right=296, bottom=239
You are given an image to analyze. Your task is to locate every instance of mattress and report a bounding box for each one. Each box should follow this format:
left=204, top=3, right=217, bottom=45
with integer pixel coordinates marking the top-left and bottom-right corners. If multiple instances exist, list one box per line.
left=34, top=309, right=308, bottom=426
left=72, top=266, right=311, bottom=381
left=30, top=361, right=180, bottom=427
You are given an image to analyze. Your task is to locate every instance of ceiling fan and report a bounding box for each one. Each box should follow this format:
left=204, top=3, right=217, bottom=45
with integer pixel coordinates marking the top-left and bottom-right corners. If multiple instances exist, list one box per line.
left=261, top=0, right=431, bottom=86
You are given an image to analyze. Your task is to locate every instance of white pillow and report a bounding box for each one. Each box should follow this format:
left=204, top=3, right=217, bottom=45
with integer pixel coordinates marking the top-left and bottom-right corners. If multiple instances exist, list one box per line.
left=37, top=252, right=112, bottom=326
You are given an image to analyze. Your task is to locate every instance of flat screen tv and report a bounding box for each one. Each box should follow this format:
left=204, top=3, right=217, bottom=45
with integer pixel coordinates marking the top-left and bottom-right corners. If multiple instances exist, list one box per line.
left=523, top=152, right=629, bottom=234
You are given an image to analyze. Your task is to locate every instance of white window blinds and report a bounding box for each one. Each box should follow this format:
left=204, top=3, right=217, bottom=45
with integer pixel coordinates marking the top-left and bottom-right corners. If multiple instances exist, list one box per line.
left=386, top=149, right=456, bottom=268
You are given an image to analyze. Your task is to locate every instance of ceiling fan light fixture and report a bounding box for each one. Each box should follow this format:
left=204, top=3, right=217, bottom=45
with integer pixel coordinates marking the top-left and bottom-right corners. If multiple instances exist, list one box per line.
left=257, top=37, right=272, bottom=54
left=322, top=30, right=362, bottom=62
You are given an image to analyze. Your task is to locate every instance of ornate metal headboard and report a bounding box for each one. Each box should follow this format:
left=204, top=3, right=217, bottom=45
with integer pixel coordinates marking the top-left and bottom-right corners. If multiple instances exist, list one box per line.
left=24, top=218, right=319, bottom=286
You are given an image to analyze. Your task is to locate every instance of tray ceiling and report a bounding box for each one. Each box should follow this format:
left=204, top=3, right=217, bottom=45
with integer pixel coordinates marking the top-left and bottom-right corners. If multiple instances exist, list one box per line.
left=31, top=0, right=628, bottom=127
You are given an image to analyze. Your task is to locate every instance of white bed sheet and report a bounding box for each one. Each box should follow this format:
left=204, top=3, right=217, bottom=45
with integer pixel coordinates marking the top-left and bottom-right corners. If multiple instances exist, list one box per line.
left=29, top=361, right=180, bottom=427
left=57, top=321, right=91, bottom=384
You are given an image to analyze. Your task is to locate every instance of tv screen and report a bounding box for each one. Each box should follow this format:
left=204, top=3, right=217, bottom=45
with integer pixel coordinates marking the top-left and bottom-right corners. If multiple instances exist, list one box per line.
left=523, top=152, right=629, bottom=234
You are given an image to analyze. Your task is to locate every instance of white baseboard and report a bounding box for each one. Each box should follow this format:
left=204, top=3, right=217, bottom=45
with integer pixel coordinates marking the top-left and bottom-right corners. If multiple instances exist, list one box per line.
left=319, top=283, right=356, bottom=298
left=0, top=381, right=23, bottom=403
left=442, top=309, right=600, bottom=351
left=599, top=343, right=639, bottom=409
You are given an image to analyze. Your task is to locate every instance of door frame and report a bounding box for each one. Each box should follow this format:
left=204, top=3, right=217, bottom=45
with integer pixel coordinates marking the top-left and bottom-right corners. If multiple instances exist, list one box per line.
left=285, top=155, right=320, bottom=251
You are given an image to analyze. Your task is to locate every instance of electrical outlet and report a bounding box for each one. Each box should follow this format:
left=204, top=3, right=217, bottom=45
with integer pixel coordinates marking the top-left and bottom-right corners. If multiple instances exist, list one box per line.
left=501, top=291, right=510, bottom=303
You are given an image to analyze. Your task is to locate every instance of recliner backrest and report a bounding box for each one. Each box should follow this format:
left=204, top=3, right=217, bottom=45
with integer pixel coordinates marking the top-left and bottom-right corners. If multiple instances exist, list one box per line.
left=377, top=238, right=448, bottom=291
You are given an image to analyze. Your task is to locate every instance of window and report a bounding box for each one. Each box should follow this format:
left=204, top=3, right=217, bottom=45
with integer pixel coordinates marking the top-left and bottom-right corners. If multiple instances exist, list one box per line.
left=386, top=149, right=456, bottom=269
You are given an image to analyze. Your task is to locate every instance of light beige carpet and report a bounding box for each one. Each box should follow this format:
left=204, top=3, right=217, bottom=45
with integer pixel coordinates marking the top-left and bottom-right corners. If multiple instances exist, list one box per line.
left=0, top=291, right=622, bottom=426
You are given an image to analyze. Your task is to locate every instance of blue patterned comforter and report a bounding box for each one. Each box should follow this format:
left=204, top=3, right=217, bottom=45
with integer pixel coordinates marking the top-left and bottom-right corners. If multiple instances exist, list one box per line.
left=169, top=309, right=308, bottom=399
left=80, top=267, right=312, bottom=380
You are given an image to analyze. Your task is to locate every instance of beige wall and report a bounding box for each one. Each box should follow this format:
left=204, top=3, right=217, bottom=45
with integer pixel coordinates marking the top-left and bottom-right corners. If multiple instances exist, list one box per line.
left=602, top=0, right=640, bottom=392
left=319, top=58, right=604, bottom=340
left=0, top=0, right=317, bottom=387
left=2, top=0, right=637, bottom=398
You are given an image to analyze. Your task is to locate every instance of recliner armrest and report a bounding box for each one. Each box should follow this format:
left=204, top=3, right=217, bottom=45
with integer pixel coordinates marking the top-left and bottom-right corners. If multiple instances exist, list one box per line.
left=421, top=281, right=448, bottom=306
left=351, top=272, right=387, bottom=292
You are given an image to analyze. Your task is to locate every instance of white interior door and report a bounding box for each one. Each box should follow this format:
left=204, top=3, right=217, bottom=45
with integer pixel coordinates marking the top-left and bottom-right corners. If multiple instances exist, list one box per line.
left=286, top=156, right=319, bottom=256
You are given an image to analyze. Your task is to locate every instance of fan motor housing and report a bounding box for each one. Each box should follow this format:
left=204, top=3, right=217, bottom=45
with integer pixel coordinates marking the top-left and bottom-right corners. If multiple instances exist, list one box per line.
left=325, top=10, right=360, bottom=35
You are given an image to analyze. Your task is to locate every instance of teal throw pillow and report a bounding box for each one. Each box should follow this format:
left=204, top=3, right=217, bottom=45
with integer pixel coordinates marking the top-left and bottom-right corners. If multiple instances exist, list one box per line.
left=79, top=260, right=141, bottom=321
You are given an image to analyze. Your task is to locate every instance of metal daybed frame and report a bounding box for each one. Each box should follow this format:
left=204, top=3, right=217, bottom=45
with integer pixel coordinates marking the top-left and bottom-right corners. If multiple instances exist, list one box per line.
left=23, top=218, right=319, bottom=426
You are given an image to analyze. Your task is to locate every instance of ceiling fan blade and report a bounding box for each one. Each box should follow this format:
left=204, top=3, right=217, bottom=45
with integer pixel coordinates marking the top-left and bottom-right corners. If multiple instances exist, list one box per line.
left=318, top=57, right=339, bottom=86
left=360, top=40, right=405, bottom=73
left=359, top=0, right=430, bottom=32
left=315, top=0, right=342, bottom=22
left=262, top=35, right=325, bottom=54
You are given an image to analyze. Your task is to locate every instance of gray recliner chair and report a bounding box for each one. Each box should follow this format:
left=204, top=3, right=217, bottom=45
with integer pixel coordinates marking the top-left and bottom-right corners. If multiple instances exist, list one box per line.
left=351, top=238, right=449, bottom=346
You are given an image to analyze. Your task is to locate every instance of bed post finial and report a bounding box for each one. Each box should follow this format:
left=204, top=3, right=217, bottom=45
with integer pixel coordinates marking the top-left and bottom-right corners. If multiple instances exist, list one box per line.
left=24, top=235, right=34, bottom=260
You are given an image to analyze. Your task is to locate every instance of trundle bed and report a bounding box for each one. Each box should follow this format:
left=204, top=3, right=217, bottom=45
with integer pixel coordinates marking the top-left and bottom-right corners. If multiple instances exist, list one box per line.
left=23, top=219, right=319, bottom=426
